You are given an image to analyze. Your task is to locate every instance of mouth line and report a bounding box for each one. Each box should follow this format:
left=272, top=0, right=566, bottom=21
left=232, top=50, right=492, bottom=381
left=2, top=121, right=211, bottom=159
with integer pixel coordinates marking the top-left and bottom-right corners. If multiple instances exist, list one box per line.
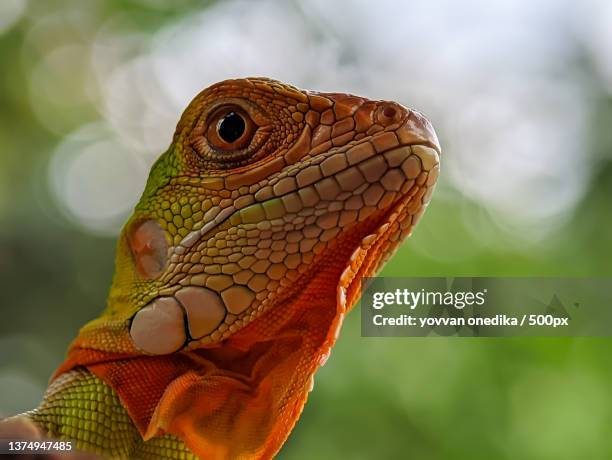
left=420, top=140, right=441, bottom=156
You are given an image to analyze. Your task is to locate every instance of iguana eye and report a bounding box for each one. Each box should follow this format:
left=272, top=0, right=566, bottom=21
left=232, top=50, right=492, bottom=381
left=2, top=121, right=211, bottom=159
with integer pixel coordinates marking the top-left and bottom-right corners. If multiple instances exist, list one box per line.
left=218, top=112, right=244, bottom=142
left=206, top=106, right=255, bottom=151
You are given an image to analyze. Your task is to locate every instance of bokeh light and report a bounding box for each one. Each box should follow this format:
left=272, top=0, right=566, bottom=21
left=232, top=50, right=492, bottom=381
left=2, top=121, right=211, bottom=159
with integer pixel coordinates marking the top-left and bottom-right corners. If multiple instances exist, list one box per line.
left=49, top=123, right=148, bottom=235
left=0, top=0, right=27, bottom=36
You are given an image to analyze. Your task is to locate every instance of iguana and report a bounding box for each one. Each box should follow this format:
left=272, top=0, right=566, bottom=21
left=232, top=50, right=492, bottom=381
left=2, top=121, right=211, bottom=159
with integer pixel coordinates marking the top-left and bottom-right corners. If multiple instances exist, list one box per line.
left=2, top=77, right=441, bottom=459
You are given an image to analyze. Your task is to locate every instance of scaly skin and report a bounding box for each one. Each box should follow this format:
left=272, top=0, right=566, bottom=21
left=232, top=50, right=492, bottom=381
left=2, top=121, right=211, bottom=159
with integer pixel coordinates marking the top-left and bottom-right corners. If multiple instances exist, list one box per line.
left=7, top=78, right=441, bottom=459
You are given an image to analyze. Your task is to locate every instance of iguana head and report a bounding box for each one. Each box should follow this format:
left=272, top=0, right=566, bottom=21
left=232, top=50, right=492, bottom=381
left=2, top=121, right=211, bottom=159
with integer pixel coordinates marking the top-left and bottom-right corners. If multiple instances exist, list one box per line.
left=80, top=77, right=440, bottom=355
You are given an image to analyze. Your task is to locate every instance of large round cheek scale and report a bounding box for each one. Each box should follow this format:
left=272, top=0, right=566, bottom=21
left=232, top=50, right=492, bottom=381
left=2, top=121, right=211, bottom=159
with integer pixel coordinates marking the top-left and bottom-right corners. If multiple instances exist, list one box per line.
left=175, top=286, right=227, bottom=339
left=130, top=297, right=186, bottom=355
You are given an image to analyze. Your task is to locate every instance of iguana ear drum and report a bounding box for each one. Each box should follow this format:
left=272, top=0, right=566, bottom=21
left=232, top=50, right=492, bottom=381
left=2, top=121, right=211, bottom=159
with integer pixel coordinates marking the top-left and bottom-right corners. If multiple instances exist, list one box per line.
left=127, top=219, right=169, bottom=279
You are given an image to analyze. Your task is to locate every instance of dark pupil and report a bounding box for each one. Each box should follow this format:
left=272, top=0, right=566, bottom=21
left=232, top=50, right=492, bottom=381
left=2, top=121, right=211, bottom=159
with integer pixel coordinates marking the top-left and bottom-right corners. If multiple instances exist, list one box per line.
left=217, top=112, right=245, bottom=143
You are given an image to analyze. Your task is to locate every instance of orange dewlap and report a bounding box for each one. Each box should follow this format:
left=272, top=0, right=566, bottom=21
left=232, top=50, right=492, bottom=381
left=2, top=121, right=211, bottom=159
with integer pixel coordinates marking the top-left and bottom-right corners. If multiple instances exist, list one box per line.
left=52, top=192, right=402, bottom=459
left=55, top=229, right=358, bottom=459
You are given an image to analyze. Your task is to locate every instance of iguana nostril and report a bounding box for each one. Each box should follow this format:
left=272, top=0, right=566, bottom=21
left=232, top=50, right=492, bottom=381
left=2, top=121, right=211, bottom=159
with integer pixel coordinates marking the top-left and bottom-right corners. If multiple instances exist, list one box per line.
left=377, top=102, right=402, bottom=126
left=383, top=106, right=396, bottom=118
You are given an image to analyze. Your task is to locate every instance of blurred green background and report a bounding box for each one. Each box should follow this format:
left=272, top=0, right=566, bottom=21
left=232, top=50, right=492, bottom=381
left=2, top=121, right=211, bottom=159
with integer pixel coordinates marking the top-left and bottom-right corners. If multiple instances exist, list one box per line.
left=1, top=1, right=612, bottom=459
